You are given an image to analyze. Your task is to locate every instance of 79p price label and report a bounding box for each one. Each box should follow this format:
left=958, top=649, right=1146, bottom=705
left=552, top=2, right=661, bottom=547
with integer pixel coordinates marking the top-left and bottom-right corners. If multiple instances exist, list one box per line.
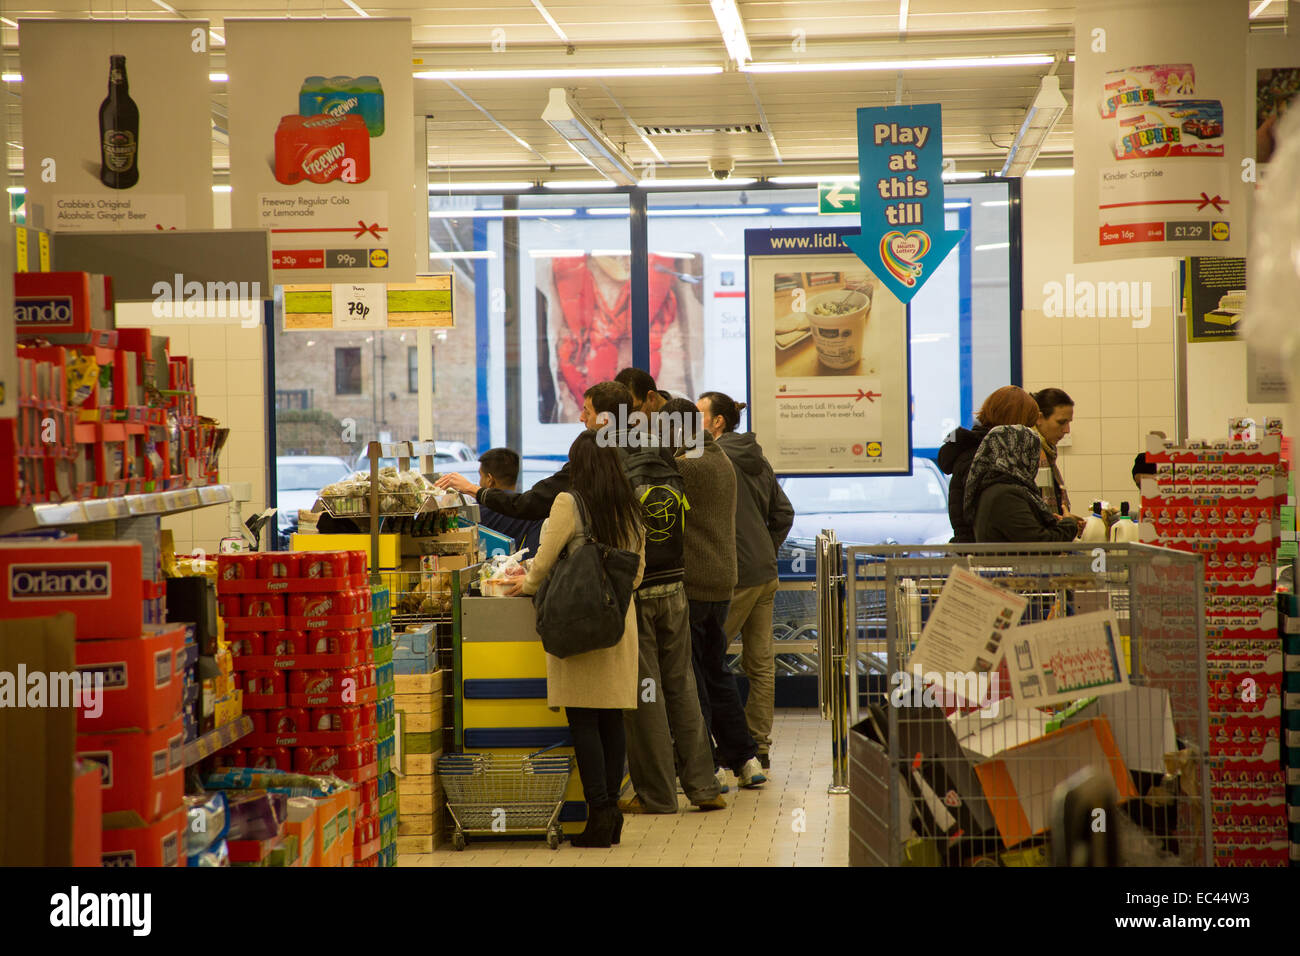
left=330, top=282, right=388, bottom=329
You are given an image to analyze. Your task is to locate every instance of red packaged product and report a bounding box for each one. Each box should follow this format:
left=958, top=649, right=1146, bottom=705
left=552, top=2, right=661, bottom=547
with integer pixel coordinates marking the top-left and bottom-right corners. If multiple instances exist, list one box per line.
left=218, top=553, right=256, bottom=581
left=359, top=778, right=378, bottom=806
left=359, top=703, right=376, bottom=728
left=289, top=593, right=334, bottom=619
left=301, top=552, right=343, bottom=580
left=259, top=552, right=299, bottom=579
left=310, top=630, right=356, bottom=655
left=246, top=711, right=267, bottom=735
left=228, top=633, right=265, bottom=658
left=341, top=743, right=369, bottom=770
left=293, top=745, right=341, bottom=775
left=239, top=670, right=286, bottom=697
left=217, top=594, right=243, bottom=619
left=273, top=114, right=371, bottom=186
left=269, top=630, right=308, bottom=656
left=271, top=707, right=309, bottom=734
left=309, top=707, right=362, bottom=733
left=242, top=594, right=285, bottom=618
left=214, top=747, right=245, bottom=768
left=289, top=669, right=336, bottom=696
left=347, top=550, right=367, bottom=576
left=248, top=746, right=293, bottom=770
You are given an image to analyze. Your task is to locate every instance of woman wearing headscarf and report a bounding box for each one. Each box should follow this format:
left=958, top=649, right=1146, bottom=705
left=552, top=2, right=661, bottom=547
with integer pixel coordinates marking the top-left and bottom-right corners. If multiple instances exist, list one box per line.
left=966, top=425, right=1083, bottom=543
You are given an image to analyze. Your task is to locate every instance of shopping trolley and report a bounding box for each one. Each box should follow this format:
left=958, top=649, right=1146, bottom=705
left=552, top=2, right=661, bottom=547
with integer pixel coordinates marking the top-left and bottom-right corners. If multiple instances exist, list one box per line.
left=437, top=745, right=573, bottom=850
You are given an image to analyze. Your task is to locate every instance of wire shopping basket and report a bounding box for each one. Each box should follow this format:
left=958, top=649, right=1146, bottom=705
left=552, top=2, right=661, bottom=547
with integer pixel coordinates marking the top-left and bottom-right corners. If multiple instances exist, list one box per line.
left=437, top=746, right=573, bottom=850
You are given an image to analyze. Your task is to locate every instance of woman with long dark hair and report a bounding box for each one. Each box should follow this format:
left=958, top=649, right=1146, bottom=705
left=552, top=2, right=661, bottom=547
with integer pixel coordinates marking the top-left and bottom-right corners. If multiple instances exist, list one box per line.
left=516, top=430, right=645, bottom=847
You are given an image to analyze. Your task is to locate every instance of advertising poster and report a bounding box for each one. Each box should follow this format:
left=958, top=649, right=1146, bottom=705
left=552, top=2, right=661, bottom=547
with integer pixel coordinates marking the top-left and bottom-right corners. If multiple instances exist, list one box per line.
left=1004, top=610, right=1131, bottom=708
left=226, top=18, right=415, bottom=283
left=19, top=20, right=213, bottom=231
left=746, top=227, right=911, bottom=475
left=1184, top=256, right=1245, bottom=342
left=1256, top=68, right=1300, bottom=165
left=1073, top=0, right=1247, bottom=262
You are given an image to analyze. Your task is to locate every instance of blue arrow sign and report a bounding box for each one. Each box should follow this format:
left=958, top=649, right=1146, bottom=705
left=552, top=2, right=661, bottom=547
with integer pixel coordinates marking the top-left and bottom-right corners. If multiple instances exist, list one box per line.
left=843, top=103, right=965, bottom=304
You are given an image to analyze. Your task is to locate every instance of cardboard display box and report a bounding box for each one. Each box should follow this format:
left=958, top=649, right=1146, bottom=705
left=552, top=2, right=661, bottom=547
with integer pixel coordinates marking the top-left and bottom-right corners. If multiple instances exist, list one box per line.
left=101, top=804, right=186, bottom=867
left=77, top=717, right=185, bottom=824
left=0, top=540, right=143, bottom=640
left=74, top=625, right=185, bottom=732
left=0, top=613, right=77, bottom=865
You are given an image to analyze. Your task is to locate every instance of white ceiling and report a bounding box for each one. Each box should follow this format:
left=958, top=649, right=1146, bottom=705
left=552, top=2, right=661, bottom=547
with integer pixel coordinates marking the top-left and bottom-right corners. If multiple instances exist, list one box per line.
left=0, top=0, right=1288, bottom=182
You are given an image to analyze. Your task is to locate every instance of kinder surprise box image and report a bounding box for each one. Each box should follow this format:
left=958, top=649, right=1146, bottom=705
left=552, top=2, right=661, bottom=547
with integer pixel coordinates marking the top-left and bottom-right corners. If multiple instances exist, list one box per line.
left=1113, top=99, right=1225, bottom=161
left=1099, top=63, right=1196, bottom=119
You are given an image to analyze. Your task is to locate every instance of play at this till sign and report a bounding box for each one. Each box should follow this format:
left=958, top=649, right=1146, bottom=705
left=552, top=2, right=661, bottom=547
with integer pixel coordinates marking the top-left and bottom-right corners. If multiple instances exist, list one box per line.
left=818, top=182, right=859, bottom=215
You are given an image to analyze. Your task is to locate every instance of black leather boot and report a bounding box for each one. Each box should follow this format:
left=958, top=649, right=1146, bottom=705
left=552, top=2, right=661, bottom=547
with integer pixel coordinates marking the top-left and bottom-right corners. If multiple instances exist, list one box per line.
left=610, top=806, right=624, bottom=845
left=570, top=804, right=616, bottom=848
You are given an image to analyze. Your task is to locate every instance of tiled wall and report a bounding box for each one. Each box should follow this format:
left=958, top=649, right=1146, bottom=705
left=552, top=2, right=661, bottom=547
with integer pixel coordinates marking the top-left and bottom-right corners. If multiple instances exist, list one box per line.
left=1019, top=176, right=1179, bottom=514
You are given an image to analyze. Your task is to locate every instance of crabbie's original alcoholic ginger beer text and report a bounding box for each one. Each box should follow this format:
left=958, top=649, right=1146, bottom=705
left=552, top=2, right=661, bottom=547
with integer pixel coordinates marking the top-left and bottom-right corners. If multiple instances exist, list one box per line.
left=99, top=54, right=139, bottom=189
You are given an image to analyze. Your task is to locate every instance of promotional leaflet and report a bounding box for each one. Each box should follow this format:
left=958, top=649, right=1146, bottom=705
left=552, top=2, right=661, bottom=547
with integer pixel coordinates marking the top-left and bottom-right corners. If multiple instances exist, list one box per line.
left=1004, top=610, right=1131, bottom=709
left=909, top=566, right=1030, bottom=679
left=1072, top=0, right=1247, bottom=261
left=745, top=228, right=911, bottom=475
left=1184, top=256, right=1245, bottom=342
left=226, top=18, right=416, bottom=283
left=19, top=20, right=214, bottom=232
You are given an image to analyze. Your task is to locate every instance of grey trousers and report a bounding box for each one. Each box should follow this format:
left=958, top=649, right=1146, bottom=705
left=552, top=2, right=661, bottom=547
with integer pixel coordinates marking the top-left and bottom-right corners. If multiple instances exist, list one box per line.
left=724, top=578, right=779, bottom=755
left=623, top=581, right=721, bottom=811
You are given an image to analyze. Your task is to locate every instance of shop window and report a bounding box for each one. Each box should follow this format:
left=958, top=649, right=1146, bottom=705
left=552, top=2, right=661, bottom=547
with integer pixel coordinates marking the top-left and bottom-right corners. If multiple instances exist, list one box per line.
left=334, top=347, right=362, bottom=395
left=408, top=346, right=436, bottom=393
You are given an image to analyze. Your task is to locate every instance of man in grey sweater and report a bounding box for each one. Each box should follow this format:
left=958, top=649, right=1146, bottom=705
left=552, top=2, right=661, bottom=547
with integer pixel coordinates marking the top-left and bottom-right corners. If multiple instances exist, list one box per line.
left=700, top=391, right=795, bottom=770
left=661, top=398, right=766, bottom=789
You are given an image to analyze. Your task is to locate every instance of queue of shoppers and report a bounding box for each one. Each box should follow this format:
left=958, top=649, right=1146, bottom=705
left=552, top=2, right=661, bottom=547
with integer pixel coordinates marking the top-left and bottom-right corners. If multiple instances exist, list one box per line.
left=435, top=372, right=790, bottom=847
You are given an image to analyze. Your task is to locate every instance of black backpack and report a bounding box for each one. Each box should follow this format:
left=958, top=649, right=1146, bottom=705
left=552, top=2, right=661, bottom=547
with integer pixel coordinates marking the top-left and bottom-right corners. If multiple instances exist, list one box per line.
left=619, top=444, right=689, bottom=574
left=533, top=493, right=640, bottom=659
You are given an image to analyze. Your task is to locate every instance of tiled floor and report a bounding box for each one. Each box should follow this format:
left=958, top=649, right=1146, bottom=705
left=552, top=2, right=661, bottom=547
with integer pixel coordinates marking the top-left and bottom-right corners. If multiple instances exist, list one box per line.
left=397, top=709, right=849, bottom=867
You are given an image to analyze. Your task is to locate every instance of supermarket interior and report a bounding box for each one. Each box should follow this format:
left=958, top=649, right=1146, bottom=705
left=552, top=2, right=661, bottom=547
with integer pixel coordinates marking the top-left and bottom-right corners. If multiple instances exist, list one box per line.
left=4, top=0, right=1300, bottom=893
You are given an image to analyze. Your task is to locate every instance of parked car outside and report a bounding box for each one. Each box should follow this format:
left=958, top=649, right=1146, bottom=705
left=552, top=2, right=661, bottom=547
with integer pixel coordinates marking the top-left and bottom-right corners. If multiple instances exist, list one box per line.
left=275, top=455, right=354, bottom=535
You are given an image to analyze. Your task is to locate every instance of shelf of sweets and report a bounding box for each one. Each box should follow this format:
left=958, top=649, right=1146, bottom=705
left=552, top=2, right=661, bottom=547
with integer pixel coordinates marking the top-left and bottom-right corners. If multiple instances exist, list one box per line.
left=0, top=482, right=232, bottom=534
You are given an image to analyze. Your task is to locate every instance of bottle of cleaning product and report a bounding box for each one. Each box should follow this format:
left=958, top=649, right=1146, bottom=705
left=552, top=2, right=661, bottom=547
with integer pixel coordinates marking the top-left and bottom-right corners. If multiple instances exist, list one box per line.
left=1080, top=500, right=1108, bottom=542
left=1109, top=501, right=1140, bottom=542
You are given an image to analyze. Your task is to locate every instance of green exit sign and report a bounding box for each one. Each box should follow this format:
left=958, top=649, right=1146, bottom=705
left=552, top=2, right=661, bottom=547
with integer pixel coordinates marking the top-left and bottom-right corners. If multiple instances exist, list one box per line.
left=817, top=182, right=859, bottom=215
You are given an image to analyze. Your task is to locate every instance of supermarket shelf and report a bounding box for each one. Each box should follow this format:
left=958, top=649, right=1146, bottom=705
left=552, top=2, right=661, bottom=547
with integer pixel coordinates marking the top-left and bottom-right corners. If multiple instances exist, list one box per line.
left=183, top=714, right=253, bottom=766
left=0, top=484, right=233, bottom=534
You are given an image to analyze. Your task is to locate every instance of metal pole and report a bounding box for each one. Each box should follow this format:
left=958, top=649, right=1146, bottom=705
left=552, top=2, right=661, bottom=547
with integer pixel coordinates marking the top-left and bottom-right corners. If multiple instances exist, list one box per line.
left=846, top=547, right=859, bottom=727
left=825, top=529, right=849, bottom=793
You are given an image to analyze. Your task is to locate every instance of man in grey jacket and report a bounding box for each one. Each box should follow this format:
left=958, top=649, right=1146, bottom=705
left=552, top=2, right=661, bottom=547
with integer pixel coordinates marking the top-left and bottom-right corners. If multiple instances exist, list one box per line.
left=699, top=391, right=795, bottom=770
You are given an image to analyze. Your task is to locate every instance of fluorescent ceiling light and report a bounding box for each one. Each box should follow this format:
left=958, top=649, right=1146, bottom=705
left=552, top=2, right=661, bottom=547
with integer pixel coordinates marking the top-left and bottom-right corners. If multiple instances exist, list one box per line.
left=531, top=0, right=569, bottom=42
left=430, top=250, right=496, bottom=260
left=768, top=174, right=858, bottom=185
left=542, top=179, right=619, bottom=190
left=1250, top=0, right=1275, bottom=17
left=428, top=208, right=577, bottom=218
left=942, top=170, right=984, bottom=181
left=639, top=177, right=757, bottom=188
left=974, top=242, right=1009, bottom=251
left=652, top=251, right=699, bottom=259
left=1000, top=74, right=1068, bottom=177
left=2, top=74, right=22, bottom=82
left=647, top=207, right=771, bottom=217
left=542, top=88, right=637, bottom=185
left=1025, top=168, right=1074, bottom=177
left=898, top=0, right=910, bottom=35
left=0, top=17, right=18, bottom=27
left=211, top=184, right=232, bottom=193
left=911, top=333, right=950, bottom=344
left=980, top=200, right=1010, bottom=207
left=341, top=0, right=370, bottom=16
left=151, top=0, right=179, bottom=13
left=416, top=66, right=723, bottom=81
left=943, top=201, right=970, bottom=209
left=781, top=206, right=819, bottom=214
left=7, top=186, right=25, bottom=194
left=428, top=181, right=533, bottom=192
left=587, top=207, right=631, bottom=216
left=710, top=0, right=752, bottom=67
left=743, top=54, right=1054, bottom=75
left=529, top=248, right=586, bottom=258
left=210, top=73, right=229, bottom=82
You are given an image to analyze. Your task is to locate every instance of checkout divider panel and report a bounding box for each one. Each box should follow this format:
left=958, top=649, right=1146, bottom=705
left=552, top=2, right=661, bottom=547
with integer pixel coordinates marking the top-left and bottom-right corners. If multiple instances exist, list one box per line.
left=460, top=596, right=589, bottom=828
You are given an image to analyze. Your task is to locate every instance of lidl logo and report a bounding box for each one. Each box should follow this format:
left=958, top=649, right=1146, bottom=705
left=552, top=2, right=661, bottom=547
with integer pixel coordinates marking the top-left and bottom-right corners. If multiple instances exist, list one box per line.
left=1210, top=222, right=1230, bottom=241
left=866, top=442, right=883, bottom=458
left=369, top=249, right=389, bottom=268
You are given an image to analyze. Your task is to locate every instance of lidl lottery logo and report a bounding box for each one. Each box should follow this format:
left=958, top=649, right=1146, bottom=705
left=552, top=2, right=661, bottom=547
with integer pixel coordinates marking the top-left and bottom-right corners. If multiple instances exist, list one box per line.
left=1210, top=222, right=1229, bottom=241
left=879, top=230, right=930, bottom=287
left=866, top=442, right=883, bottom=458
left=369, top=248, right=389, bottom=268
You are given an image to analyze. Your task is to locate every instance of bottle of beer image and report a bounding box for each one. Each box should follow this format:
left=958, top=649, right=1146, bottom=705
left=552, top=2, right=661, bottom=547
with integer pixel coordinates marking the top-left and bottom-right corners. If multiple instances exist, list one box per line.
left=99, top=54, right=139, bottom=189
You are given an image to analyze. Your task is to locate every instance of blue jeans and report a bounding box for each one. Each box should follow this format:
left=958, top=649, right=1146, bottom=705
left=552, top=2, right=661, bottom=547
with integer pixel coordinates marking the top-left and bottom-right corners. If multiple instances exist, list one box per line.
left=689, top=599, right=758, bottom=772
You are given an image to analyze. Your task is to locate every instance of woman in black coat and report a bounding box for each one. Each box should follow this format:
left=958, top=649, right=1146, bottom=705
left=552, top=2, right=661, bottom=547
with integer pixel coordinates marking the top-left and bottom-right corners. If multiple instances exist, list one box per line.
left=967, top=425, right=1082, bottom=543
